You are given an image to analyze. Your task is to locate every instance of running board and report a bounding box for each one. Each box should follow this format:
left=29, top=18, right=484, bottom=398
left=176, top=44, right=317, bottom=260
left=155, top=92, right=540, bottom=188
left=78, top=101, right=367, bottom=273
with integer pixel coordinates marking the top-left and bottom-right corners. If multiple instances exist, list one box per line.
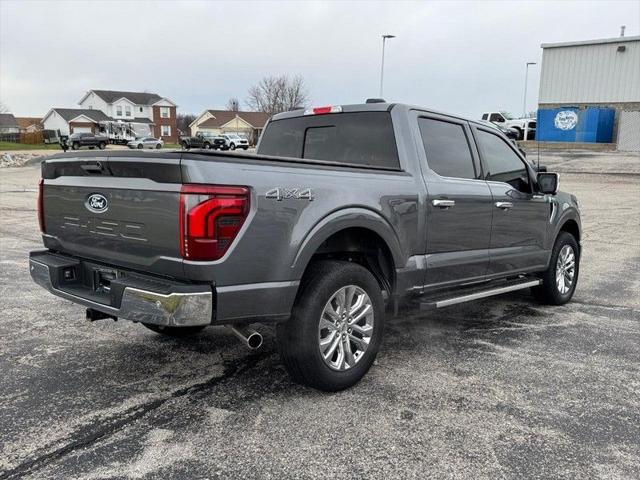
left=420, top=278, right=541, bottom=310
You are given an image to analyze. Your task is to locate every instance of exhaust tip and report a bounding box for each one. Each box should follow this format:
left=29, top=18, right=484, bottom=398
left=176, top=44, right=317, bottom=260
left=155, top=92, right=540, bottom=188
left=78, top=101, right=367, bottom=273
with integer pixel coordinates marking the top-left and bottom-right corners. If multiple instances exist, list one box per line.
left=246, top=332, right=263, bottom=350
left=228, top=325, right=263, bottom=350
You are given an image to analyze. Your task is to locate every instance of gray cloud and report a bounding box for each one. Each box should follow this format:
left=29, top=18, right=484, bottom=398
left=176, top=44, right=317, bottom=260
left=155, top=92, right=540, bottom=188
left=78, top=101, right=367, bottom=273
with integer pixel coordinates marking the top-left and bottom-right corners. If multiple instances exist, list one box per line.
left=1, top=0, right=637, bottom=118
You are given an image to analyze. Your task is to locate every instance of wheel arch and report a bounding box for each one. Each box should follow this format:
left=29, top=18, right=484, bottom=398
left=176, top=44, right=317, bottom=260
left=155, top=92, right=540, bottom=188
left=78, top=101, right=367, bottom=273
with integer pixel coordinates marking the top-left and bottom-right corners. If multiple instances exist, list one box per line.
left=292, top=208, right=404, bottom=296
left=559, top=218, right=581, bottom=245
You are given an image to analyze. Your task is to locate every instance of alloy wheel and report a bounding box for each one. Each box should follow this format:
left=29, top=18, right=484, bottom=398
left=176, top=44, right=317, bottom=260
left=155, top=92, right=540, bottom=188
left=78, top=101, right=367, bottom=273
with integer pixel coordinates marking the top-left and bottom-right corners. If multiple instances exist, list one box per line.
left=318, top=285, right=374, bottom=371
left=556, top=244, right=576, bottom=295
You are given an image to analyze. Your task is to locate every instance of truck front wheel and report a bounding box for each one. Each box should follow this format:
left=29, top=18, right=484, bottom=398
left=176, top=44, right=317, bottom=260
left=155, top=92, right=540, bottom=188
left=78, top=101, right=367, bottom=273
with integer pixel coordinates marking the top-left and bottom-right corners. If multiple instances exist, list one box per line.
left=532, top=231, right=580, bottom=305
left=276, top=260, right=385, bottom=391
left=142, top=324, right=206, bottom=337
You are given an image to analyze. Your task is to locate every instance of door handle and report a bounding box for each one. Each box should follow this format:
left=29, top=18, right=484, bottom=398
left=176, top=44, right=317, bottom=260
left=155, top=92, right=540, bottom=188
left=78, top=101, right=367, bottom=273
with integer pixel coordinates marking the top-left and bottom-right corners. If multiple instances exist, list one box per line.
left=495, top=201, right=513, bottom=209
left=432, top=199, right=455, bottom=208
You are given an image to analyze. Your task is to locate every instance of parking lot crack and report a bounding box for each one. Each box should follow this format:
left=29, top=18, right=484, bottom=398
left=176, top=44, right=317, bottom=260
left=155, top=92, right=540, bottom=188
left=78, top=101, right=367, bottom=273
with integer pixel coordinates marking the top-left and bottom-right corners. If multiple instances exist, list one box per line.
left=0, top=351, right=272, bottom=480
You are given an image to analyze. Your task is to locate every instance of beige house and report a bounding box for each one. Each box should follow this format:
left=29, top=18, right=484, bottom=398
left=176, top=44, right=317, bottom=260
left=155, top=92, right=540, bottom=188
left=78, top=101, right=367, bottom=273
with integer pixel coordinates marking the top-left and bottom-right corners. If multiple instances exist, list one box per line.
left=190, top=110, right=270, bottom=145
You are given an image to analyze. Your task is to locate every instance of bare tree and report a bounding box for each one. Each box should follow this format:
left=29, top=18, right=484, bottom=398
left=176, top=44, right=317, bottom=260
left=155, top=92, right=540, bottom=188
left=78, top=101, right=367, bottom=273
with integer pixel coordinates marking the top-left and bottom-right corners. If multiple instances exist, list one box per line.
left=226, top=98, right=240, bottom=112
left=246, top=75, right=309, bottom=115
left=176, top=113, right=197, bottom=135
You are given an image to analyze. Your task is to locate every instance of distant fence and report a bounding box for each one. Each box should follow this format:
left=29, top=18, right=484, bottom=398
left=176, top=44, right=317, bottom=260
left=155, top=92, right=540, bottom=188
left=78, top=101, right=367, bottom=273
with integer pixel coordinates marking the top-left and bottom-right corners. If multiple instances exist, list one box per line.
left=0, top=133, right=20, bottom=143
left=0, top=130, right=45, bottom=144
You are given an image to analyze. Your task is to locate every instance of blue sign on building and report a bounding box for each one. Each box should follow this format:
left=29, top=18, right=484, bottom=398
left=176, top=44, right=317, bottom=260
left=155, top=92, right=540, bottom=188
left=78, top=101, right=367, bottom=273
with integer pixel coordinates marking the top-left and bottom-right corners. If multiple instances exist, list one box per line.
left=537, top=107, right=615, bottom=143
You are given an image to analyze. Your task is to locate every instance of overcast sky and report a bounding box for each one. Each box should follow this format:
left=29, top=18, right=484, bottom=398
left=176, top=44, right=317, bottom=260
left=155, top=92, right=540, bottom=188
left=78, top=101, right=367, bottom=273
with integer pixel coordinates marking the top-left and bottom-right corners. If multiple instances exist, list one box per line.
left=1, top=0, right=638, bottom=118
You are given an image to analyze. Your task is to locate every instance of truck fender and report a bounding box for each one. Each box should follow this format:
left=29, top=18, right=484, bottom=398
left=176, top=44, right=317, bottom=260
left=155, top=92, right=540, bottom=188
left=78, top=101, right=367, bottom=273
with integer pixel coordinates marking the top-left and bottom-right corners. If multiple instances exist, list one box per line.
left=291, top=207, right=405, bottom=279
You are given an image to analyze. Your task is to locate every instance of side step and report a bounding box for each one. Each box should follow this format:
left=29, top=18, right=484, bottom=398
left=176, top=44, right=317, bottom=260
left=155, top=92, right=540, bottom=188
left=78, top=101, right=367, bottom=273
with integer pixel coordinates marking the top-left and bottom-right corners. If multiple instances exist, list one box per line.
left=420, top=278, right=541, bottom=310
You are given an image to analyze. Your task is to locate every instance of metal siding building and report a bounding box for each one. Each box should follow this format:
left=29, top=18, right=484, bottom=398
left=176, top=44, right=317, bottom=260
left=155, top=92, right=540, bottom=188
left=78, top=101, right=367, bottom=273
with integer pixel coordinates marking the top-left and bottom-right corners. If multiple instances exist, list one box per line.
left=539, top=36, right=640, bottom=104
left=538, top=35, right=640, bottom=148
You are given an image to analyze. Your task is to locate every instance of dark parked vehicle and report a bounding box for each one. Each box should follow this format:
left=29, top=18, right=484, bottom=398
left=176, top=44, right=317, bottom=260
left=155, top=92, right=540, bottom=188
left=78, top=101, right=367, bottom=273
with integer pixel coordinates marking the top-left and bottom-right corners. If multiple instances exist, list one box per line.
left=69, top=132, right=108, bottom=150
left=180, top=132, right=226, bottom=150
left=30, top=102, right=581, bottom=391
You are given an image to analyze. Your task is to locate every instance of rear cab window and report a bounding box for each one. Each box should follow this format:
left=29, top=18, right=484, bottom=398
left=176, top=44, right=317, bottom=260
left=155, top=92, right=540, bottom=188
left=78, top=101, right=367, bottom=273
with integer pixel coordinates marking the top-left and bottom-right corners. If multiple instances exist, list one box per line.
left=257, top=111, right=400, bottom=169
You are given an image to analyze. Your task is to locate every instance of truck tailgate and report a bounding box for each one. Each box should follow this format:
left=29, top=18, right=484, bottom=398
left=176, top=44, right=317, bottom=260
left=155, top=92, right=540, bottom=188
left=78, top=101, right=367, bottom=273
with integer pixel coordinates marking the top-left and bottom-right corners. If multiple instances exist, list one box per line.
left=40, top=153, right=185, bottom=278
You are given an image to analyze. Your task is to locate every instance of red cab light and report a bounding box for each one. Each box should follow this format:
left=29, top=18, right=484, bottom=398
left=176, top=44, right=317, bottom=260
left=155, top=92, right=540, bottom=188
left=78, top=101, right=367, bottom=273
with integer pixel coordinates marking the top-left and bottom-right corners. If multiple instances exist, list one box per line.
left=37, top=178, right=46, bottom=233
left=179, top=184, right=250, bottom=261
left=304, top=105, right=343, bottom=115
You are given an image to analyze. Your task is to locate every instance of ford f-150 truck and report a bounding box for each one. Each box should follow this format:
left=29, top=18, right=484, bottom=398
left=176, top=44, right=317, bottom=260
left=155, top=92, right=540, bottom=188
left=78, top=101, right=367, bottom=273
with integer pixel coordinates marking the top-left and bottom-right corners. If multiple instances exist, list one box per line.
left=30, top=102, right=581, bottom=391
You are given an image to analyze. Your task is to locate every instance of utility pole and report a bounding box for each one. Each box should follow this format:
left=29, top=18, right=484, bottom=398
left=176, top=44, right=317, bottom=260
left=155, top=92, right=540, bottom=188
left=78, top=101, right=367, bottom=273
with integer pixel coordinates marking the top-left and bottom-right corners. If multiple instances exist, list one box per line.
left=522, top=62, right=536, bottom=117
left=379, top=34, right=396, bottom=98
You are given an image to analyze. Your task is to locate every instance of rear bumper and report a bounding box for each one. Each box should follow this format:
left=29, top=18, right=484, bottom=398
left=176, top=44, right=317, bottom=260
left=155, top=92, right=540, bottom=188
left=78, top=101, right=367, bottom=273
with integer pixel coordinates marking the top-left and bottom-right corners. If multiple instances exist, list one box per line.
left=29, top=251, right=212, bottom=327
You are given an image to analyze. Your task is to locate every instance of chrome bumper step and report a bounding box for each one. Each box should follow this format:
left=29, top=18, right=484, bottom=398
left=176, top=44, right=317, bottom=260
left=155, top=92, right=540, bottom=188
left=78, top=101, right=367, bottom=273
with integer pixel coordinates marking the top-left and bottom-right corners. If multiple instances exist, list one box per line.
left=420, top=278, right=541, bottom=310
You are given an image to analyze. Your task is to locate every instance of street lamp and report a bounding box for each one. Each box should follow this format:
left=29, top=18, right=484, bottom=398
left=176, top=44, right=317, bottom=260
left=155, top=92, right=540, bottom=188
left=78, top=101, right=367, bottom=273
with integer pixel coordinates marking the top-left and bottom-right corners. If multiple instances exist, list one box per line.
left=379, top=34, right=396, bottom=97
left=522, top=62, right=537, bottom=117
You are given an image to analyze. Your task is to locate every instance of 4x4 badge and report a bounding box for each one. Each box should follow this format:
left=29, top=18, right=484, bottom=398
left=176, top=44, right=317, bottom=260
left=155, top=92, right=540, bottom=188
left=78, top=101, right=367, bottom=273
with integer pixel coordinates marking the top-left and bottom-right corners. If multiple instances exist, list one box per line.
left=266, top=188, right=314, bottom=201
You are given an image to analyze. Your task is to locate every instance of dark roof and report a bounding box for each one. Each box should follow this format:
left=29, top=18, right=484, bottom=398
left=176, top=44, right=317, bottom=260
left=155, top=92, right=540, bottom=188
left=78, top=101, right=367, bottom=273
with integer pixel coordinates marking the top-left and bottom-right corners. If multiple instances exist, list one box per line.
left=90, top=90, right=164, bottom=105
left=0, top=113, right=18, bottom=128
left=200, top=110, right=270, bottom=128
left=129, top=117, right=154, bottom=124
left=51, top=108, right=112, bottom=122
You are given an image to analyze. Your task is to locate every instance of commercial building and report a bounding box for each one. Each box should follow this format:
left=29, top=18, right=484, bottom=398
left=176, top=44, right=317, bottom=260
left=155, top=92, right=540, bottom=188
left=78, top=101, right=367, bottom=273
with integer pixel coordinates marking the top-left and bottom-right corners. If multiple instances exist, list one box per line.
left=537, top=34, right=640, bottom=150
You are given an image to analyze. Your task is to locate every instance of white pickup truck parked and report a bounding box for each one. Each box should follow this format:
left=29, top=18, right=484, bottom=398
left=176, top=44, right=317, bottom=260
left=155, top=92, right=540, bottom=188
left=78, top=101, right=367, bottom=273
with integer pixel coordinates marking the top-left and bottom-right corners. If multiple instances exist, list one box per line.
left=481, top=111, right=536, bottom=140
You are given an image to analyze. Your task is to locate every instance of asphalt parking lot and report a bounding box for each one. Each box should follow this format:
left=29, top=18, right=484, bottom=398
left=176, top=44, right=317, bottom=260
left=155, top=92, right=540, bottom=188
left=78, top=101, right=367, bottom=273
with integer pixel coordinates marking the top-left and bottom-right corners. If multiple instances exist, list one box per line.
left=0, top=151, right=638, bottom=479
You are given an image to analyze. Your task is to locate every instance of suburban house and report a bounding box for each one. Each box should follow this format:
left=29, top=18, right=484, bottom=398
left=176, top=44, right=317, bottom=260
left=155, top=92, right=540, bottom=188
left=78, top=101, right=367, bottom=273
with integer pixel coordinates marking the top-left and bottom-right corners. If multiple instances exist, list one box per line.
left=42, top=89, right=178, bottom=143
left=189, top=110, right=270, bottom=145
left=15, top=117, right=42, bottom=133
left=0, top=113, right=20, bottom=134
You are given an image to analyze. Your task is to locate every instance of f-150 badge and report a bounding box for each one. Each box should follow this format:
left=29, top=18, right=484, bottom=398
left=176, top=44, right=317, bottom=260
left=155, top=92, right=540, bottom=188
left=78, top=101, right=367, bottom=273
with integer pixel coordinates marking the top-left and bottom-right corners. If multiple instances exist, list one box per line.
left=266, top=188, right=314, bottom=201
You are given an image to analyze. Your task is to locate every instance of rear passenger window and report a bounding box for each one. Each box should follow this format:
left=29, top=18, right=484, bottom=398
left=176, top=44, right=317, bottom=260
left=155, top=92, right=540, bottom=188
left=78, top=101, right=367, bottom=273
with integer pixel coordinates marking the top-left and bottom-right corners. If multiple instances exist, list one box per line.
left=418, top=118, right=476, bottom=179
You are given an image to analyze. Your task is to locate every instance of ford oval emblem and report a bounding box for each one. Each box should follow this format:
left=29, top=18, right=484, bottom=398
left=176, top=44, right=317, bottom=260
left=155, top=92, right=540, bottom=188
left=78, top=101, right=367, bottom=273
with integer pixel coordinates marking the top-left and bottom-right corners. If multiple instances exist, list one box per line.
left=86, top=193, right=108, bottom=213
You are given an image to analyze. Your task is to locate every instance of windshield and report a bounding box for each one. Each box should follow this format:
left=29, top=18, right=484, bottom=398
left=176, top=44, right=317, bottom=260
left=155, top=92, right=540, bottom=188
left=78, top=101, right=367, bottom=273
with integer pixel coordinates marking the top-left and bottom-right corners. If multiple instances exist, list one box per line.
left=500, top=111, right=516, bottom=120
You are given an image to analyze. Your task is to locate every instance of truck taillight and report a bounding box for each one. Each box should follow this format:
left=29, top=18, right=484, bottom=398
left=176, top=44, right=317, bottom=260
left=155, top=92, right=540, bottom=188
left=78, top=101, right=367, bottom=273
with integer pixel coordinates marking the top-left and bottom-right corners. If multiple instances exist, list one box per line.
left=37, top=178, right=46, bottom=233
left=179, top=185, right=250, bottom=261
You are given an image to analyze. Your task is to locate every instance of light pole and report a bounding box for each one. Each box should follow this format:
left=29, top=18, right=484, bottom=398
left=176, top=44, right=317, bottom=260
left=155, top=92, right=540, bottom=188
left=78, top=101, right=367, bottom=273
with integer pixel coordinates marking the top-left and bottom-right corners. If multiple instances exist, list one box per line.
left=522, top=62, right=536, bottom=117
left=379, top=34, right=396, bottom=98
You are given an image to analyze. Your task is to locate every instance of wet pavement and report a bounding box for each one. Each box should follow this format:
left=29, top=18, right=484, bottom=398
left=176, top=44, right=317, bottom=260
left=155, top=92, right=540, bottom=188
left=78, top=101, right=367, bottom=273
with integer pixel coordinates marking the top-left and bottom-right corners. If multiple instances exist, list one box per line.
left=0, top=159, right=638, bottom=479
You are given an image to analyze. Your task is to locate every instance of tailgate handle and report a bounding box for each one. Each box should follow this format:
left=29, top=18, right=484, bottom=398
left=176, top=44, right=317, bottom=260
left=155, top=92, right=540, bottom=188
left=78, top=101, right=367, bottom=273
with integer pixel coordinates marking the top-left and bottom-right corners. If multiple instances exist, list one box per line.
left=81, top=162, right=105, bottom=174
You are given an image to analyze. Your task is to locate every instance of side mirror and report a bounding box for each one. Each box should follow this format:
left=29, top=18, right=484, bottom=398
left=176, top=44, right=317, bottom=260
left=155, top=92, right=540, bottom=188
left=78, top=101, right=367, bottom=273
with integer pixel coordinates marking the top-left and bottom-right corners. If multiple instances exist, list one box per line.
left=537, top=172, right=559, bottom=195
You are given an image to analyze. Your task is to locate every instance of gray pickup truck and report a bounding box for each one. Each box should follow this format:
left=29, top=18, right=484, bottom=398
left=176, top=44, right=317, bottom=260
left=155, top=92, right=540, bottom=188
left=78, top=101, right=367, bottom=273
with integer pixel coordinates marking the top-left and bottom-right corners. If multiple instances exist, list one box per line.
left=30, top=102, right=581, bottom=391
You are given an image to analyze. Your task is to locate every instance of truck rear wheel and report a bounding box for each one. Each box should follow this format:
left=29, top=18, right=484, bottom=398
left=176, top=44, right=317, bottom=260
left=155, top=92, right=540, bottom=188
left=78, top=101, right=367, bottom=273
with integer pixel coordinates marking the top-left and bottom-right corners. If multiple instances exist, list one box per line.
left=276, top=260, right=385, bottom=391
left=98, top=142, right=106, bottom=150
left=532, top=231, right=580, bottom=305
left=142, top=324, right=206, bottom=337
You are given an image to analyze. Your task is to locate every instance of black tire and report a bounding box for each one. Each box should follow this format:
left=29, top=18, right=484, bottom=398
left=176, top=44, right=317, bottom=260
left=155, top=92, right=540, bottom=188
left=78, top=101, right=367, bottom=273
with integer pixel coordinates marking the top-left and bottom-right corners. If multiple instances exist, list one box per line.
left=230, top=143, right=236, bottom=151
left=137, top=143, right=143, bottom=149
left=98, top=142, right=106, bottom=150
left=72, top=142, right=80, bottom=150
left=532, top=231, right=580, bottom=305
left=242, top=146, right=249, bottom=150
left=142, top=324, right=206, bottom=337
left=277, top=260, right=385, bottom=391
left=181, top=142, right=189, bottom=150
left=156, top=143, right=162, bottom=149
left=514, top=127, right=523, bottom=141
